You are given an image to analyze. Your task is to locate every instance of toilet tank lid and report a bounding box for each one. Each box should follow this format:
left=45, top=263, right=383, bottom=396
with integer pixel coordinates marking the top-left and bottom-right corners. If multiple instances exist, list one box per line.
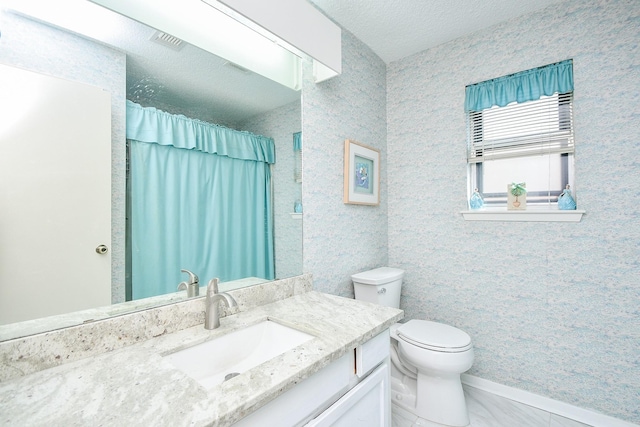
left=351, top=267, right=404, bottom=285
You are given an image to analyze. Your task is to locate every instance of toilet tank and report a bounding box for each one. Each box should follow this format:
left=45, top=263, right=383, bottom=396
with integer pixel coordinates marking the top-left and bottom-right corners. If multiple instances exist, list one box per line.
left=351, top=267, right=404, bottom=308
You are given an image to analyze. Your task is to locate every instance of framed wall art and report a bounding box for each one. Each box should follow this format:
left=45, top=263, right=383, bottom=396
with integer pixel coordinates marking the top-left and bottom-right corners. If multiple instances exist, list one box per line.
left=343, top=139, right=380, bottom=205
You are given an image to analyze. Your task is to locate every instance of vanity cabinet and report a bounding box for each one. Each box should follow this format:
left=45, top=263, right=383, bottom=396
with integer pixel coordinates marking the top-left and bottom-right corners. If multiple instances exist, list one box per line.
left=304, top=362, right=390, bottom=427
left=232, top=329, right=390, bottom=427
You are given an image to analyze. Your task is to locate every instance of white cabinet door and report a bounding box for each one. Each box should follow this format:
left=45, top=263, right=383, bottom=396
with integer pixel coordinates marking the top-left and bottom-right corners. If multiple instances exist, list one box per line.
left=306, top=361, right=391, bottom=427
left=231, top=352, right=352, bottom=427
left=0, top=63, right=112, bottom=324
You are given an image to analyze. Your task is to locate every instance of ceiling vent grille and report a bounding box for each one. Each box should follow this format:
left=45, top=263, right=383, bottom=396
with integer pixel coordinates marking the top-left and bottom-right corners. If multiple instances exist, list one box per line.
left=150, top=31, right=185, bottom=51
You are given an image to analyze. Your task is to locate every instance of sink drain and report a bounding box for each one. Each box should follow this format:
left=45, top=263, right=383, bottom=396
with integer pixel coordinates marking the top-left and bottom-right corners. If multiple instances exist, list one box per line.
left=224, top=372, right=240, bottom=382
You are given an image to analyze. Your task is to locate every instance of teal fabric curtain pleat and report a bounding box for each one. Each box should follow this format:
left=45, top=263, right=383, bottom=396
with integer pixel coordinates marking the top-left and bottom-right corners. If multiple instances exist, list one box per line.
left=464, top=59, right=574, bottom=112
left=126, top=100, right=276, bottom=164
left=293, top=131, right=302, bottom=151
left=130, top=141, right=274, bottom=300
left=127, top=103, right=274, bottom=300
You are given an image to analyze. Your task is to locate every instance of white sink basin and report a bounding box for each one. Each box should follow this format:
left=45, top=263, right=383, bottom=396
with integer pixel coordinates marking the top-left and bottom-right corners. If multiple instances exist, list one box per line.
left=164, top=320, right=313, bottom=388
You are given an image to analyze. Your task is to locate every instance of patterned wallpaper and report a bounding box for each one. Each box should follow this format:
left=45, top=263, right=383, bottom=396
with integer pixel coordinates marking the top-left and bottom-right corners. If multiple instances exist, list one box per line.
left=240, top=100, right=303, bottom=279
left=386, top=0, right=639, bottom=422
left=302, top=30, right=389, bottom=298
left=0, top=13, right=127, bottom=302
left=4, top=1, right=638, bottom=423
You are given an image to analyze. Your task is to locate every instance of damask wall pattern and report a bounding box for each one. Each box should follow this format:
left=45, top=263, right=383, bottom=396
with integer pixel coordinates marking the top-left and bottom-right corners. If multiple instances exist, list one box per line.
left=302, top=30, right=389, bottom=298
left=386, top=0, right=639, bottom=422
left=241, top=100, right=303, bottom=279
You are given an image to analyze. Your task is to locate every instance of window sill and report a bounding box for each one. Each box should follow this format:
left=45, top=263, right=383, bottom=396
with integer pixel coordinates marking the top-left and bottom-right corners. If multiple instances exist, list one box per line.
left=461, top=208, right=585, bottom=222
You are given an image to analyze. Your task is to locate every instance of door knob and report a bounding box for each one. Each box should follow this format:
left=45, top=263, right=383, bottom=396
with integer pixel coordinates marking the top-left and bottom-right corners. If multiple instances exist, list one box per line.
left=95, top=245, right=109, bottom=254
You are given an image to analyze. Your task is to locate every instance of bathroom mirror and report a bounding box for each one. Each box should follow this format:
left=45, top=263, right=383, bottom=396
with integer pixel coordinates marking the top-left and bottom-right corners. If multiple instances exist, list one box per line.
left=0, top=2, right=303, bottom=340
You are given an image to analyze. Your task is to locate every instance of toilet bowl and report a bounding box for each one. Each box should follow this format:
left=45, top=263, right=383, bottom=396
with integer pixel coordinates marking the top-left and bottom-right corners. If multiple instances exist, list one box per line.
left=391, top=320, right=474, bottom=426
left=351, top=267, right=474, bottom=427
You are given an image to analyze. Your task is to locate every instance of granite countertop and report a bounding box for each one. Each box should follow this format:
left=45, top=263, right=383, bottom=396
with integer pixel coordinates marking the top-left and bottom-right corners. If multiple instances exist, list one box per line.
left=0, top=291, right=403, bottom=427
left=0, top=276, right=271, bottom=342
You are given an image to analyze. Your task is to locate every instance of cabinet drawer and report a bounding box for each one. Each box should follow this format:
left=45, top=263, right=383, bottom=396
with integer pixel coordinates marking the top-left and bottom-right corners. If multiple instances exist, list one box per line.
left=356, top=329, right=389, bottom=378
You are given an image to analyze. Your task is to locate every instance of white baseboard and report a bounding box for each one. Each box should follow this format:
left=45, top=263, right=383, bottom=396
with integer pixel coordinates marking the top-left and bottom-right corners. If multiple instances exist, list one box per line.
left=461, top=374, right=639, bottom=427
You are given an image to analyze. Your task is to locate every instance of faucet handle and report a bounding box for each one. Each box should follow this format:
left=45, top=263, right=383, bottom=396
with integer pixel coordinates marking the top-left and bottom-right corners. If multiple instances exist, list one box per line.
left=181, top=269, right=199, bottom=285
left=207, top=277, right=220, bottom=296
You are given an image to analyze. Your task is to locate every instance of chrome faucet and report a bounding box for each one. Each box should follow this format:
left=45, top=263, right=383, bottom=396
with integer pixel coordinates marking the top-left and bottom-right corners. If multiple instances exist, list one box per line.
left=177, top=269, right=199, bottom=298
left=205, top=278, right=237, bottom=330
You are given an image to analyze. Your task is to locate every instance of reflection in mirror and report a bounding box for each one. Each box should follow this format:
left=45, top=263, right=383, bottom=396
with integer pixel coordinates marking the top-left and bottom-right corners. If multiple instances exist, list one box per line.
left=0, top=2, right=302, bottom=340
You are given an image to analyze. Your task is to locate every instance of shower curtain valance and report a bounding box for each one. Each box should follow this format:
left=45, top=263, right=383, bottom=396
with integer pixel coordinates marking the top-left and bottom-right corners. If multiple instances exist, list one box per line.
left=464, top=59, right=574, bottom=112
left=126, top=100, right=275, bottom=164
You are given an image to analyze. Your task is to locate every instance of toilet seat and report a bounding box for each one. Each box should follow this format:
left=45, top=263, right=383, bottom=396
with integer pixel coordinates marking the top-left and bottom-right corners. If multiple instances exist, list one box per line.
left=397, top=320, right=472, bottom=353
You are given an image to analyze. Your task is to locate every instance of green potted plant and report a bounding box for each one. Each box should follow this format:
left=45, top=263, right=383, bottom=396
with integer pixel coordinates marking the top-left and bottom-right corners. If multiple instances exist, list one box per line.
left=508, top=182, right=527, bottom=210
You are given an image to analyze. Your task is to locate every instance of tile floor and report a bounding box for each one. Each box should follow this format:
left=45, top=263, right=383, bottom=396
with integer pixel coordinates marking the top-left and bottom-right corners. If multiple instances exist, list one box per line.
left=392, top=385, right=591, bottom=427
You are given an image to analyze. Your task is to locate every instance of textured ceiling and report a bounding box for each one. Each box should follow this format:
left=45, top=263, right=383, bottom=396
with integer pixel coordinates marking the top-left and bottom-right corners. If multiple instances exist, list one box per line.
left=309, top=0, right=569, bottom=63
left=49, top=1, right=571, bottom=125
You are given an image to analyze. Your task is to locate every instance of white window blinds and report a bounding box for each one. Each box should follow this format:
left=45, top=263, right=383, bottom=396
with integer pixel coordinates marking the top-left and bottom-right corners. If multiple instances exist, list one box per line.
left=467, top=92, right=574, bottom=163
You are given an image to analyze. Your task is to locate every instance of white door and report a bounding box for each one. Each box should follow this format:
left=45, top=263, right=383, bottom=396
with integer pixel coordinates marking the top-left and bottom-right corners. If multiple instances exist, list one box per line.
left=0, top=63, right=112, bottom=325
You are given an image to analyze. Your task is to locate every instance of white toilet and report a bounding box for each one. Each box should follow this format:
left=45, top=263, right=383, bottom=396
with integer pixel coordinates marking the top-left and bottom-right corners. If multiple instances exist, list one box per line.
left=351, top=267, right=474, bottom=427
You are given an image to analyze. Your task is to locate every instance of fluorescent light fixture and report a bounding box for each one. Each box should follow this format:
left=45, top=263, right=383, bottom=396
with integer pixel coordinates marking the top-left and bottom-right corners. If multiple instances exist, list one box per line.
left=0, top=0, right=122, bottom=42
left=208, top=0, right=341, bottom=76
left=313, top=60, right=339, bottom=83
left=0, top=0, right=302, bottom=90
left=89, top=0, right=302, bottom=90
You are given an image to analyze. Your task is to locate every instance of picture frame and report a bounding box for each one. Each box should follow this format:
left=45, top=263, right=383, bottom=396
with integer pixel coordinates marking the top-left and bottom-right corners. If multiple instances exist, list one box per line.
left=343, top=139, right=380, bottom=205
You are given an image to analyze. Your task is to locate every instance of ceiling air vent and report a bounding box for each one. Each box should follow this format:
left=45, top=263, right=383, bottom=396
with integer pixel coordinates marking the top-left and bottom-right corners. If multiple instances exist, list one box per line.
left=150, top=31, right=185, bottom=51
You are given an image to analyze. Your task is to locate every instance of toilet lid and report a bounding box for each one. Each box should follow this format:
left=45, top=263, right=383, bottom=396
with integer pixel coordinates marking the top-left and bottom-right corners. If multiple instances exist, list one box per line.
left=396, top=320, right=472, bottom=353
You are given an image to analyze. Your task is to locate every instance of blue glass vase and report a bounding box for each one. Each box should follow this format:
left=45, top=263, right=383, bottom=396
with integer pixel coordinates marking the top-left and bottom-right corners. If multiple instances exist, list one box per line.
left=469, top=188, right=484, bottom=210
left=558, top=185, right=576, bottom=210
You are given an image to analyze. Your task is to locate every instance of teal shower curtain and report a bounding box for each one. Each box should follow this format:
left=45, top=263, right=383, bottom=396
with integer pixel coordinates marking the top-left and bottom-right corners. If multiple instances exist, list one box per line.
left=126, top=101, right=275, bottom=300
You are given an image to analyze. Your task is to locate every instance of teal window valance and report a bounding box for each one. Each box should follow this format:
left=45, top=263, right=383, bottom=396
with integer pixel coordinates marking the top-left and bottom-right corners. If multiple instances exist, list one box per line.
left=465, top=59, right=574, bottom=112
left=126, top=100, right=276, bottom=164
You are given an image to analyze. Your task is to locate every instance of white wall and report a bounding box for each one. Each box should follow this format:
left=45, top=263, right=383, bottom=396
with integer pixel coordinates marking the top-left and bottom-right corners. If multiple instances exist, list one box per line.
left=386, top=0, right=639, bottom=423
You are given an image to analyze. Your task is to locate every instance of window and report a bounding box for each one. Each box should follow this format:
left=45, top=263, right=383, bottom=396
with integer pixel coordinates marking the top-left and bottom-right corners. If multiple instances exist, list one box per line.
left=468, top=93, right=574, bottom=205
left=465, top=60, right=575, bottom=209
